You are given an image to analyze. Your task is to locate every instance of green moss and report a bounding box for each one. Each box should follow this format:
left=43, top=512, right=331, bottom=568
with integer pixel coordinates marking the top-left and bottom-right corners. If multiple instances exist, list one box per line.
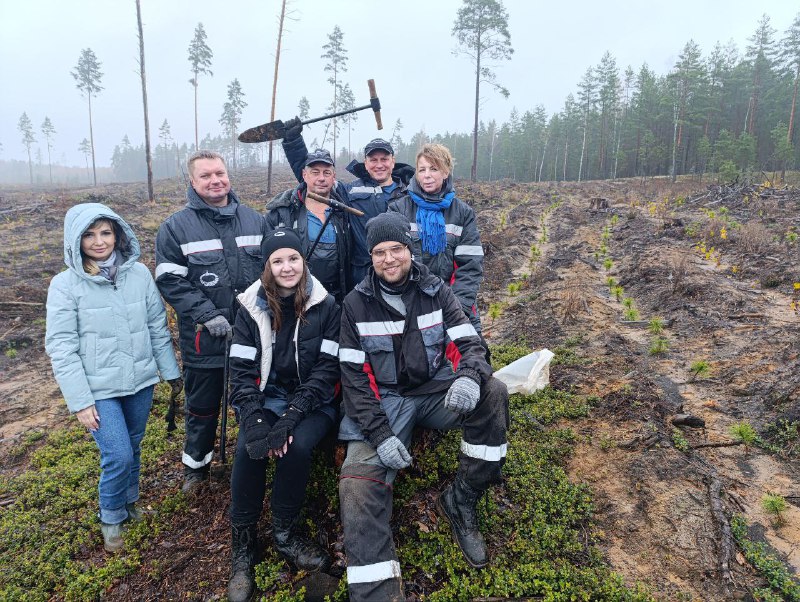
left=731, top=515, right=800, bottom=600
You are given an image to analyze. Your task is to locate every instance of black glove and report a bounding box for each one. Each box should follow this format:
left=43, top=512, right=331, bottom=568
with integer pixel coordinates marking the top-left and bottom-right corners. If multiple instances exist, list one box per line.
left=264, top=407, right=305, bottom=450
left=284, top=116, right=303, bottom=140
left=168, top=377, right=183, bottom=398
left=243, top=410, right=272, bottom=460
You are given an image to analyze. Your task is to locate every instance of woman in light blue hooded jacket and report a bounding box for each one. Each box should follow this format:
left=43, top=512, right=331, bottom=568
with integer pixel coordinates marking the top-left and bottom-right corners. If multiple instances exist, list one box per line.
left=45, top=203, right=182, bottom=553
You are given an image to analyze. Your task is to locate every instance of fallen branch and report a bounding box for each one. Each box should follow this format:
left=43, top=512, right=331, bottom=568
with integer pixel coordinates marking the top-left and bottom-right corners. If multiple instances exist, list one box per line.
left=692, top=441, right=743, bottom=450
left=0, top=301, right=44, bottom=307
left=707, top=471, right=734, bottom=585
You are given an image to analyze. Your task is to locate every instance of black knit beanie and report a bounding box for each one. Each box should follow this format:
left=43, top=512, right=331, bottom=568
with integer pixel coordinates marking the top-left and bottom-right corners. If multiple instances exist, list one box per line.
left=366, top=212, right=413, bottom=252
left=261, top=228, right=304, bottom=264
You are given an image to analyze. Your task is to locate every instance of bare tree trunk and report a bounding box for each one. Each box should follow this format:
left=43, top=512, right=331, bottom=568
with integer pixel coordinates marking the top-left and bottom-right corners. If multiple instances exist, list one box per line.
left=266, top=0, right=287, bottom=195
left=671, top=100, right=678, bottom=183
left=578, top=112, right=588, bottom=182
left=471, top=47, right=481, bottom=182
left=194, top=80, right=199, bottom=151
left=46, top=144, right=52, bottom=185
left=89, top=93, right=97, bottom=187
left=538, top=130, right=549, bottom=182
left=563, top=137, right=568, bottom=181
left=136, top=0, right=154, bottom=204
left=788, top=66, right=799, bottom=145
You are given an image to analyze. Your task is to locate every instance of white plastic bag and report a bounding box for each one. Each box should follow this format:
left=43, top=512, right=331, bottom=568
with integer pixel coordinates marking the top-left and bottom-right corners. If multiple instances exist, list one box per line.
left=493, top=348, right=555, bottom=394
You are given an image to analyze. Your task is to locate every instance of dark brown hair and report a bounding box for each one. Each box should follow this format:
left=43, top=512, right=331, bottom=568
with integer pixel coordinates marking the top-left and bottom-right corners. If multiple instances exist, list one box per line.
left=260, top=259, right=310, bottom=332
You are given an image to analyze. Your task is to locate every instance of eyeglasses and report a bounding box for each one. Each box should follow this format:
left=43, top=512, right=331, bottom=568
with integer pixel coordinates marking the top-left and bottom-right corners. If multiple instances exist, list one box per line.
left=371, top=244, right=407, bottom=262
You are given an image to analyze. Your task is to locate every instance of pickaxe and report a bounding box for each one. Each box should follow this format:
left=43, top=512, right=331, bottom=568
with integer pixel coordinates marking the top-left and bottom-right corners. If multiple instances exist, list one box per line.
left=238, top=79, right=383, bottom=143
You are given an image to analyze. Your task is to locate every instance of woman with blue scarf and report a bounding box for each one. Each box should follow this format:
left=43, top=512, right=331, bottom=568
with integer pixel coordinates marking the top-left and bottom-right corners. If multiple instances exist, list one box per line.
left=388, top=143, right=485, bottom=334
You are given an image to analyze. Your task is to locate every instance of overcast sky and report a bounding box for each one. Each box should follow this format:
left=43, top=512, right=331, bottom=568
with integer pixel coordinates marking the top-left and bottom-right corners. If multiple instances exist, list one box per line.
left=1, top=0, right=797, bottom=168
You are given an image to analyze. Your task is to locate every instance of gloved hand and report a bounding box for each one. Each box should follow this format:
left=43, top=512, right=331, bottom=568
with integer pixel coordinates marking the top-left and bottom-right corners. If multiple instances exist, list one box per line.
left=203, top=315, right=232, bottom=338
left=376, top=436, right=412, bottom=470
left=444, top=377, right=481, bottom=414
left=265, top=407, right=305, bottom=450
left=168, top=377, right=183, bottom=398
left=243, top=410, right=272, bottom=460
left=284, top=116, right=303, bottom=140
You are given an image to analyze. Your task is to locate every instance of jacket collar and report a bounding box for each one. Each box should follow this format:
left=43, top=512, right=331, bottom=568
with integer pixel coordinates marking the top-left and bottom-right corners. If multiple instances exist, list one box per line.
left=186, top=185, right=241, bottom=217
left=345, top=159, right=415, bottom=187
left=355, top=260, right=441, bottom=300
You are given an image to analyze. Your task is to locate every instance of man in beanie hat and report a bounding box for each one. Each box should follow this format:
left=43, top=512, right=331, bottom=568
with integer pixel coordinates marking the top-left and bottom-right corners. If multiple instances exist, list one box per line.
left=265, top=148, right=352, bottom=303
left=279, top=118, right=415, bottom=285
left=337, top=212, right=509, bottom=601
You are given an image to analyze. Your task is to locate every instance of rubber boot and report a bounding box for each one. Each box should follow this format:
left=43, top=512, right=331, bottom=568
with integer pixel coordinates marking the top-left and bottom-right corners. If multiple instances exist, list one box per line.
left=100, top=522, right=124, bottom=553
left=437, top=476, right=488, bottom=568
left=181, top=467, right=208, bottom=494
left=273, top=515, right=332, bottom=573
left=228, top=523, right=257, bottom=602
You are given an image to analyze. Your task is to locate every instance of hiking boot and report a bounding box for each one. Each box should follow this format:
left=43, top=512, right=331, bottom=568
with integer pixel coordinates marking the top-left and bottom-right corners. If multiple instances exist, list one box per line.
left=228, top=523, right=257, bottom=602
left=100, top=522, right=124, bottom=553
left=273, top=515, right=332, bottom=573
left=181, top=469, right=207, bottom=494
left=125, top=502, right=144, bottom=523
left=436, top=476, right=488, bottom=568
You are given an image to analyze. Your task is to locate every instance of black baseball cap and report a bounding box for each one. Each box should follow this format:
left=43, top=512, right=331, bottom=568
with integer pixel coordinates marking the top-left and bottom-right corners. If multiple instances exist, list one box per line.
left=364, top=138, right=394, bottom=156
left=304, top=148, right=335, bottom=168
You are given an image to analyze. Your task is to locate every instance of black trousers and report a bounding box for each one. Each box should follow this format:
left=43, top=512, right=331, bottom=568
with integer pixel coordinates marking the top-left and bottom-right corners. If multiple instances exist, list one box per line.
left=183, top=367, right=224, bottom=472
left=230, top=408, right=334, bottom=527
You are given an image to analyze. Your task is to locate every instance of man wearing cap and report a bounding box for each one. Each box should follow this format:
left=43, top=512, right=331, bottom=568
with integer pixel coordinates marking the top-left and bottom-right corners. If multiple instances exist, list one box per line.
left=281, top=120, right=414, bottom=284
left=155, top=150, right=265, bottom=493
left=265, top=148, right=352, bottom=303
left=337, top=212, right=509, bottom=601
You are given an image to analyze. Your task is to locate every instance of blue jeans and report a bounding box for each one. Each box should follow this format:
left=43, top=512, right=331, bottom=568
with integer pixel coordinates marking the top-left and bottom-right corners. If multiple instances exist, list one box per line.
left=91, top=385, right=154, bottom=525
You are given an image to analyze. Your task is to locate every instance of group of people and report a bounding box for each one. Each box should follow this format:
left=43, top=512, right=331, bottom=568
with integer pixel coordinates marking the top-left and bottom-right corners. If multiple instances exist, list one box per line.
left=45, top=123, right=509, bottom=602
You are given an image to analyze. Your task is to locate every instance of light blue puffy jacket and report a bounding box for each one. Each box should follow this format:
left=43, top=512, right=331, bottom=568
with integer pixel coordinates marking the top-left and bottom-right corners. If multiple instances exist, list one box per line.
left=45, top=203, right=180, bottom=413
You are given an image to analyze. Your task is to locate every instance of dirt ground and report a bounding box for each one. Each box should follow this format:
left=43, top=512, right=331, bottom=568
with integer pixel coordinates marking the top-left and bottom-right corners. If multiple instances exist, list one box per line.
left=1, top=170, right=798, bottom=600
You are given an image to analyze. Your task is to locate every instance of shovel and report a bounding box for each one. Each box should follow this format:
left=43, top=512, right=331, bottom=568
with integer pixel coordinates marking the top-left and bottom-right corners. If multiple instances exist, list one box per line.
left=239, top=79, right=383, bottom=143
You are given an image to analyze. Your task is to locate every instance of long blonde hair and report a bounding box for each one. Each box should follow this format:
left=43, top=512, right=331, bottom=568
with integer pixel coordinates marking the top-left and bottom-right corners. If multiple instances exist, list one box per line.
left=81, top=218, right=120, bottom=275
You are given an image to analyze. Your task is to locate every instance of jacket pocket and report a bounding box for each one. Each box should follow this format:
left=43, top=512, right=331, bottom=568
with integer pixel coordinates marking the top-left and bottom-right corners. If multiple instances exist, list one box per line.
left=240, top=245, right=264, bottom=287
left=361, top=334, right=397, bottom=384
left=187, top=251, right=228, bottom=289
left=419, top=324, right=445, bottom=377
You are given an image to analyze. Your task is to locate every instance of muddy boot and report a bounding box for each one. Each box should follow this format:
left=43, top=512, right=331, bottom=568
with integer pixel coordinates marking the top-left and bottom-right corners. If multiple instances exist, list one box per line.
left=125, top=502, right=144, bottom=523
left=181, top=467, right=208, bottom=494
left=437, top=476, right=488, bottom=568
left=228, top=523, right=257, bottom=602
left=100, top=522, right=124, bottom=553
left=273, top=515, right=332, bottom=573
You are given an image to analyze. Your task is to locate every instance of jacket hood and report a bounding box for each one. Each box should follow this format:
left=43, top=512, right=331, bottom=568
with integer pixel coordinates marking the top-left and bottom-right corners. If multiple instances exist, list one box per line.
left=62, top=203, right=140, bottom=280
left=355, top=260, right=441, bottom=299
left=267, top=182, right=348, bottom=211
left=186, top=185, right=242, bottom=216
left=346, top=159, right=415, bottom=186
left=408, top=174, right=455, bottom=202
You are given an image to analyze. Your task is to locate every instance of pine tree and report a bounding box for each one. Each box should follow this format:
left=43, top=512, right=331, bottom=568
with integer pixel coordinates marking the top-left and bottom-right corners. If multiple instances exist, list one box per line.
left=188, top=23, right=213, bottom=151
left=78, top=138, right=92, bottom=184
left=780, top=12, right=800, bottom=145
left=219, top=79, right=247, bottom=170
left=298, top=97, right=310, bottom=120
left=321, top=26, right=348, bottom=159
left=71, top=48, right=104, bottom=186
left=453, top=0, right=513, bottom=182
left=745, top=14, right=778, bottom=135
left=41, top=117, right=56, bottom=185
left=18, top=112, right=36, bottom=186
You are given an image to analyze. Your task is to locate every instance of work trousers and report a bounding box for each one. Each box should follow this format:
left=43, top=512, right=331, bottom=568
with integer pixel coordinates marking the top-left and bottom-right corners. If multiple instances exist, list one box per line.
left=339, top=376, right=509, bottom=601
left=182, top=366, right=224, bottom=473
left=230, top=408, right=334, bottom=526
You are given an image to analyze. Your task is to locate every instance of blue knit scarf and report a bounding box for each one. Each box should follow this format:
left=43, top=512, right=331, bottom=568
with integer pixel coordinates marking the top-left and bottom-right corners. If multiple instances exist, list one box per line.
left=407, top=188, right=455, bottom=255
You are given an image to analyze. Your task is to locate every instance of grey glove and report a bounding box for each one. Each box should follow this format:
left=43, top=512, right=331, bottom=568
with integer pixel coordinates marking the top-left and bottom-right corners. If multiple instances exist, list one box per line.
left=203, top=315, right=232, bottom=338
left=376, top=436, right=412, bottom=470
left=444, top=377, right=481, bottom=414
left=284, top=116, right=303, bottom=140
